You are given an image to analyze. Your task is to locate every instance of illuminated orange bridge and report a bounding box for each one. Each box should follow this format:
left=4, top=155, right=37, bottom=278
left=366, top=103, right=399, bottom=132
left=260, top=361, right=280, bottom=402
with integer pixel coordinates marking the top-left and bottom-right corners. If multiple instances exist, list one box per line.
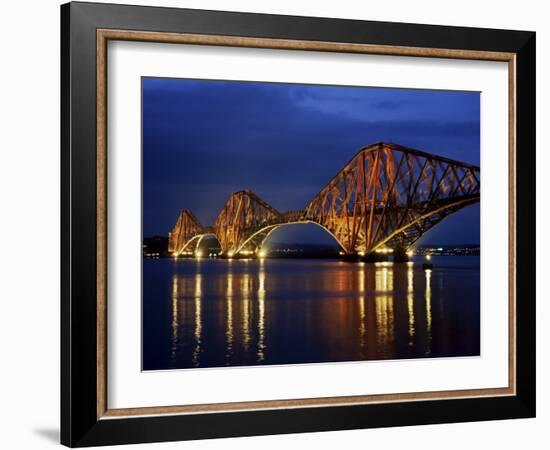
left=168, top=142, right=480, bottom=259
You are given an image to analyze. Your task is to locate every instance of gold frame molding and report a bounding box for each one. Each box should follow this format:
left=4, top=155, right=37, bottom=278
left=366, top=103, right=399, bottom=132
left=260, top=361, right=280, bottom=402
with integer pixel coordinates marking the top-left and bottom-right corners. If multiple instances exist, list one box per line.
left=96, top=29, right=516, bottom=420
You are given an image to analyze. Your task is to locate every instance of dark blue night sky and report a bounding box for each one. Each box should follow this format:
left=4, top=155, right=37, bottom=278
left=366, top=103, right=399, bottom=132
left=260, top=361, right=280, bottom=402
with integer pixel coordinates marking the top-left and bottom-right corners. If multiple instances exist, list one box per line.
left=143, top=77, right=480, bottom=246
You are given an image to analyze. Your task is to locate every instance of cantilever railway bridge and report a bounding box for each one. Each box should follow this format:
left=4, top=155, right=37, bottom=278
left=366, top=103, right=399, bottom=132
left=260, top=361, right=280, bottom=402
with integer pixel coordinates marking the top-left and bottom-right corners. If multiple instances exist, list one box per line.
left=168, top=142, right=480, bottom=259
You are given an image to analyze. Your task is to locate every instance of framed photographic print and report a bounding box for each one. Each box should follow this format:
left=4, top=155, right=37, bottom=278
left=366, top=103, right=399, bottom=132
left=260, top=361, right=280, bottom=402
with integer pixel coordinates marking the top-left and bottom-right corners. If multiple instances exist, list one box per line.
left=61, top=1, right=536, bottom=447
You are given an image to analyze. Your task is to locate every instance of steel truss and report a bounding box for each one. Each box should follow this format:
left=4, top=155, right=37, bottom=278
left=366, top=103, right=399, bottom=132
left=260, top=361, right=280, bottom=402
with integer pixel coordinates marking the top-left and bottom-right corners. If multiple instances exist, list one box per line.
left=168, top=143, right=480, bottom=257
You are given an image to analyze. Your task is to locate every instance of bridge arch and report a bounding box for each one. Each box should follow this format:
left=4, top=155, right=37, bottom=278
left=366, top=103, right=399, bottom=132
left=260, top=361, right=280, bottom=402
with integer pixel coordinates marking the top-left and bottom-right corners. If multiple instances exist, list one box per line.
left=232, top=221, right=347, bottom=257
left=173, top=233, right=220, bottom=257
left=374, top=196, right=479, bottom=253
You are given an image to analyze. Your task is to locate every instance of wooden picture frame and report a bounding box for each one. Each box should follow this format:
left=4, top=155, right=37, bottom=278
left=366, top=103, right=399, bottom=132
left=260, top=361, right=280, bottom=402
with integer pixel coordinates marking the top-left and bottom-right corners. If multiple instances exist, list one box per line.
left=61, top=1, right=535, bottom=446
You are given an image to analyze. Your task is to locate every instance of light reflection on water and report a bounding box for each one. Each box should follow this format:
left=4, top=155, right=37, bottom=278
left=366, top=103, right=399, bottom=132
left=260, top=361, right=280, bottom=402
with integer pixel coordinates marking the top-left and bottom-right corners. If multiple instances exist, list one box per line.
left=225, top=270, right=233, bottom=360
left=143, top=257, right=480, bottom=370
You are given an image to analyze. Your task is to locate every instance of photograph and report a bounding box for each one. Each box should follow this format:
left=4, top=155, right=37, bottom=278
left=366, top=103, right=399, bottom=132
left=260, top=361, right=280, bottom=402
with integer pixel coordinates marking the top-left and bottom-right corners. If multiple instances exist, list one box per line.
left=142, top=77, right=481, bottom=371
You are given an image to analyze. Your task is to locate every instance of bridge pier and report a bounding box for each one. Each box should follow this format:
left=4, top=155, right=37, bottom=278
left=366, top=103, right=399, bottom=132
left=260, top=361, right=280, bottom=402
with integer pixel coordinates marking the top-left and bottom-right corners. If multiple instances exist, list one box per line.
left=341, top=252, right=389, bottom=263
left=220, top=253, right=256, bottom=260
left=392, top=248, right=409, bottom=263
left=341, top=249, right=412, bottom=263
left=363, top=252, right=390, bottom=263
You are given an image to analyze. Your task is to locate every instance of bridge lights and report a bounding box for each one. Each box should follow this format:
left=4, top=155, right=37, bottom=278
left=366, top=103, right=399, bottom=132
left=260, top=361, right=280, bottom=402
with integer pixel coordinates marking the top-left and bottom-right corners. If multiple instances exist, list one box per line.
left=195, top=250, right=203, bottom=258
left=258, top=250, right=266, bottom=258
left=407, top=250, right=414, bottom=257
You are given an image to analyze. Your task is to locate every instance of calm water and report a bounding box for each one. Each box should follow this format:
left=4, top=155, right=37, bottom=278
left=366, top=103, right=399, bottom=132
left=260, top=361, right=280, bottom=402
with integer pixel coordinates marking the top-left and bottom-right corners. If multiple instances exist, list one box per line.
left=142, top=257, right=480, bottom=370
